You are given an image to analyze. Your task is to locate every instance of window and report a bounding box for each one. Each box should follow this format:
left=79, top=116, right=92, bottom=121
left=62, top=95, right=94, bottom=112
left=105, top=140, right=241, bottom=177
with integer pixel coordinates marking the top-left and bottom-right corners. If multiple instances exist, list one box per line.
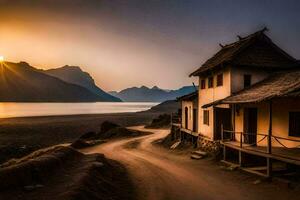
left=244, top=75, right=252, bottom=88
left=203, top=110, right=209, bottom=125
left=201, top=79, right=206, bottom=89
left=217, top=73, right=223, bottom=86
left=289, top=112, right=300, bottom=137
left=208, top=77, right=214, bottom=88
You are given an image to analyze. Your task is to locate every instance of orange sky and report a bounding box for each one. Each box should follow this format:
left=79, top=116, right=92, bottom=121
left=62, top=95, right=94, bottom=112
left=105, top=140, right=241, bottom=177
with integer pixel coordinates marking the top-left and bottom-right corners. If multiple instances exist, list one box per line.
left=0, top=1, right=299, bottom=91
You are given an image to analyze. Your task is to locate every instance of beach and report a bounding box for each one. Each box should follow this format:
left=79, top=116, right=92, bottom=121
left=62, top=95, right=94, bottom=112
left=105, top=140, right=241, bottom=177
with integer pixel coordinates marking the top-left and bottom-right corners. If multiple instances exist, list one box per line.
left=0, top=111, right=161, bottom=164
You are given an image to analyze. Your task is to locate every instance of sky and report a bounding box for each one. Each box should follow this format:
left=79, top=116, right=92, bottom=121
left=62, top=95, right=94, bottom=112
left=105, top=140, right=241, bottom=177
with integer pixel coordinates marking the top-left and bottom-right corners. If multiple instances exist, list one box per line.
left=0, top=0, right=300, bottom=91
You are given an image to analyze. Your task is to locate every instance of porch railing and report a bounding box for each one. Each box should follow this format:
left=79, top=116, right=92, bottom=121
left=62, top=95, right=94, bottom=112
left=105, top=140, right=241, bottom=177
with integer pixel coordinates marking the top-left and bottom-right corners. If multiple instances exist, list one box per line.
left=221, top=127, right=300, bottom=161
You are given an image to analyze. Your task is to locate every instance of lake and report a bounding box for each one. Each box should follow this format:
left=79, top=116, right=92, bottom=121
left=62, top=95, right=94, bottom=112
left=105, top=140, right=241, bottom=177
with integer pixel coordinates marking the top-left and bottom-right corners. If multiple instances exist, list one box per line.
left=0, top=102, right=158, bottom=118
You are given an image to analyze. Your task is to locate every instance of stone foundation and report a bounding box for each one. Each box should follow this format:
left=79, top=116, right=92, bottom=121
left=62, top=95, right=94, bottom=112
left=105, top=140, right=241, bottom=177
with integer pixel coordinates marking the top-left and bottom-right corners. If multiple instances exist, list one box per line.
left=170, top=125, right=181, bottom=140
left=197, top=136, right=221, bottom=154
left=170, top=125, right=222, bottom=153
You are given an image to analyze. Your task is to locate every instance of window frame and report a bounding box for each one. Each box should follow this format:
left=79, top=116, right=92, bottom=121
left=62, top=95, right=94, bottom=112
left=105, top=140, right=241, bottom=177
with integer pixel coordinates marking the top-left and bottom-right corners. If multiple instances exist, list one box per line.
left=208, top=76, right=214, bottom=88
left=289, top=112, right=300, bottom=137
left=216, top=73, right=223, bottom=87
left=203, top=110, right=209, bottom=125
left=200, top=79, right=206, bottom=89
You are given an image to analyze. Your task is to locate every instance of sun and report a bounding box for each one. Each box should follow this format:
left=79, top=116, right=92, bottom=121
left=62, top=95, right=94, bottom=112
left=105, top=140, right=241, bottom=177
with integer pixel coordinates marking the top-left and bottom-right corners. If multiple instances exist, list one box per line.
left=0, top=56, right=4, bottom=62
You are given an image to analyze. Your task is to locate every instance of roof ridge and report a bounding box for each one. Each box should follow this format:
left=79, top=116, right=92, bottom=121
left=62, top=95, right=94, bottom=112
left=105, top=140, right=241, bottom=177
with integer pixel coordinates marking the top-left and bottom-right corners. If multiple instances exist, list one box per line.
left=221, top=27, right=268, bottom=48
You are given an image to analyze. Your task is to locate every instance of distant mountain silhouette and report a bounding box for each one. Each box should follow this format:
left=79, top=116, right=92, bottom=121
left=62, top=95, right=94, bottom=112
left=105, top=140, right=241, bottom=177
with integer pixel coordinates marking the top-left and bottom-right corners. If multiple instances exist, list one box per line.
left=109, top=85, right=196, bottom=102
left=44, top=66, right=121, bottom=102
left=0, top=62, right=115, bottom=102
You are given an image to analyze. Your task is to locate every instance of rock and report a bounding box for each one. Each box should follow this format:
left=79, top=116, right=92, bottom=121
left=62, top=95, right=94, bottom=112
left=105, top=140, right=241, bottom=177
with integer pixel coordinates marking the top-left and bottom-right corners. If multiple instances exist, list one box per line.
left=192, top=150, right=208, bottom=157
left=253, top=179, right=261, bottom=185
left=100, top=121, right=120, bottom=133
left=191, top=155, right=203, bottom=160
left=197, top=137, right=221, bottom=154
left=79, top=131, right=97, bottom=140
left=71, top=139, right=90, bottom=149
left=227, top=165, right=239, bottom=171
left=101, top=127, right=140, bottom=139
left=145, top=114, right=171, bottom=128
left=92, top=162, right=104, bottom=168
left=24, top=184, right=44, bottom=191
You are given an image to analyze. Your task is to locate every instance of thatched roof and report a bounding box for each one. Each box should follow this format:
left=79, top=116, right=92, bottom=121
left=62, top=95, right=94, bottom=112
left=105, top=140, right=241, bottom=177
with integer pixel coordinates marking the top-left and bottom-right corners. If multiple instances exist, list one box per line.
left=190, top=28, right=296, bottom=77
left=177, top=91, right=198, bottom=101
left=220, top=70, right=300, bottom=104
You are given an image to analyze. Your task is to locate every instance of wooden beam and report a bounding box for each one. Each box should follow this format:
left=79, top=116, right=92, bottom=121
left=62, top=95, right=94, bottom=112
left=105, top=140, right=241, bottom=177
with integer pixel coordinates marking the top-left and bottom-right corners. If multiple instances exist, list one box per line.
left=268, top=101, right=273, bottom=154
left=233, top=105, right=236, bottom=141
left=267, top=158, right=273, bottom=178
left=239, top=151, right=243, bottom=167
left=267, top=101, right=273, bottom=177
left=223, top=145, right=226, bottom=161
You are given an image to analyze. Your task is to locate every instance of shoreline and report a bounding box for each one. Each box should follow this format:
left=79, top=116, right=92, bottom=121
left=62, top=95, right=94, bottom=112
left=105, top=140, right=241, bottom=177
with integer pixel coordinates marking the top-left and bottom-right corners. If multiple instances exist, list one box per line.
left=0, top=112, right=143, bottom=120
left=0, top=102, right=159, bottom=119
left=0, top=111, right=162, bottom=164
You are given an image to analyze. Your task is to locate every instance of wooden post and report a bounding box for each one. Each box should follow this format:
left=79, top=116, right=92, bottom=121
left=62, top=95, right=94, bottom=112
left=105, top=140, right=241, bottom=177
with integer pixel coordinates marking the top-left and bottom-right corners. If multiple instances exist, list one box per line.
left=180, top=130, right=182, bottom=141
left=221, top=124, right=224, bottom=142
left=267, top=100, right=273, bottom=177
left=174, top=127, right=176, bottom=140
left=233, top=105, right=236, bottom=141
left=239, top=151, right=243, bottom=167
left=223, top=145, right=226, bottom=161
left=221, top=124, right=226, bottom=161
left=240, top=132, right=243, bottom=148
left=267, top=101, right=273, bottom=154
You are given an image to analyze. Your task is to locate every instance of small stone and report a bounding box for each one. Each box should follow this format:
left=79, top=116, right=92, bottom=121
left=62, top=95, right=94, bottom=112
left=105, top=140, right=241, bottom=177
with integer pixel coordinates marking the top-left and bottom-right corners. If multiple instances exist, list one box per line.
left=192, top=150, right=208, bottom=156
left=24, top=184, right=44, bottom=191
left=227, top=165, right=238, bottom=171
left=93, top=162, right=104, bottom=168
left=253, top=179, right=261, bottom=185
left=191, top=155, right=203, bottom=160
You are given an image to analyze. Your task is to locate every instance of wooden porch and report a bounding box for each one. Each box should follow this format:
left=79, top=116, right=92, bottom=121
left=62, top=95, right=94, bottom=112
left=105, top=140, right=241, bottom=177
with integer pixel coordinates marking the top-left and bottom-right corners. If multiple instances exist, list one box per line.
left=221, top=130, right=300, bottom=177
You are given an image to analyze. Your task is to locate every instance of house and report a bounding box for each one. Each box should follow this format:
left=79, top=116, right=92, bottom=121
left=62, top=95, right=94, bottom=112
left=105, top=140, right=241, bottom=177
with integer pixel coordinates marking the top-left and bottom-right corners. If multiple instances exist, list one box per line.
left=176, top=91, right=198, bottom=146
left=174, top=28, right=299, bottom=155
left=213, top=69, right=300, bottom=177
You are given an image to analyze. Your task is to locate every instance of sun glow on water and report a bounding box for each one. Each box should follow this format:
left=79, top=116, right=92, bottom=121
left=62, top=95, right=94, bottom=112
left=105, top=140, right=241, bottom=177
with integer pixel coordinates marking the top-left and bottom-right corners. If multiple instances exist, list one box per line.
left=0, top=56, right=4, bottom=62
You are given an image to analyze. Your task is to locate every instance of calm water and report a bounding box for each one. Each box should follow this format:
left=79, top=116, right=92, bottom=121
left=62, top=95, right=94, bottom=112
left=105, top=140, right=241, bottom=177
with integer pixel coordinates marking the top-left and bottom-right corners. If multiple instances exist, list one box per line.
left=0, top=102, right=158, bottom=118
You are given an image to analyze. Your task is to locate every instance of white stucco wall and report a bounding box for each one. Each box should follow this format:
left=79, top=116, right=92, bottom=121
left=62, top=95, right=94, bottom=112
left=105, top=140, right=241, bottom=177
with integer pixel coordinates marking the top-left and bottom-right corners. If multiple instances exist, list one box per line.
left=198, top=67, right=231, bottom=139
left=181, top=99, right=198, bottom=131
left=230, top=67, right=269, bottom=93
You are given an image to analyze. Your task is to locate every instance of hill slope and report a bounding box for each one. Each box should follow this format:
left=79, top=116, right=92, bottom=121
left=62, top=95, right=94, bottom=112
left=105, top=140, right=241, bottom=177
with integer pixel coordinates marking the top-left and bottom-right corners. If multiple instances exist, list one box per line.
left=110, top=86, right=196, bottom=102
left=44, top=66, right=121, bottom=102
left=0, top=62, right=106, bottom=102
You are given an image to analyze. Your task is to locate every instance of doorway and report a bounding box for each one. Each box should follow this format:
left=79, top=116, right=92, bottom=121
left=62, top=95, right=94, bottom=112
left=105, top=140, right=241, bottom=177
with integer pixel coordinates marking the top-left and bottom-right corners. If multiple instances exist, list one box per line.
left=243, top=107, right=257, bottom=145
left=193, top=108, right=197, bottom=132
left=214, top=107, right=232, bottom=140
left=185, top=107, right=189, bottom=129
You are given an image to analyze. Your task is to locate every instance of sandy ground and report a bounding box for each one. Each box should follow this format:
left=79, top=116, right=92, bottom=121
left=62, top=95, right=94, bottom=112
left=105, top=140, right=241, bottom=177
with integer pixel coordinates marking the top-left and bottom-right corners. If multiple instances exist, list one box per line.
left=84, top=127, right=300, bottom=200
left=0, top=146, right=135, bottom=200
left=0, top=112, right=160, bottom=163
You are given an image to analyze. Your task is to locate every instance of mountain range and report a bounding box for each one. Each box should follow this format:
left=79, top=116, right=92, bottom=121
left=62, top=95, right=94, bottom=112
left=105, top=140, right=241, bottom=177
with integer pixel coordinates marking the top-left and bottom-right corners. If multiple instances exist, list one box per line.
left=44, top=66, right=121, bottom=102
left=0, top=62, right=120, bottom=102
left=109, top=85, right=197, bottom=102
left=0, top=61, right=195, bottom=102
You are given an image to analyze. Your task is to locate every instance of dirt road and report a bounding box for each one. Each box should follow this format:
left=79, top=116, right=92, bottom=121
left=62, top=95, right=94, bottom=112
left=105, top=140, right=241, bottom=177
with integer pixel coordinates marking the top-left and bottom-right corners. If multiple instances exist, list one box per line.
left=84, top=127, right=299, bottom=200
